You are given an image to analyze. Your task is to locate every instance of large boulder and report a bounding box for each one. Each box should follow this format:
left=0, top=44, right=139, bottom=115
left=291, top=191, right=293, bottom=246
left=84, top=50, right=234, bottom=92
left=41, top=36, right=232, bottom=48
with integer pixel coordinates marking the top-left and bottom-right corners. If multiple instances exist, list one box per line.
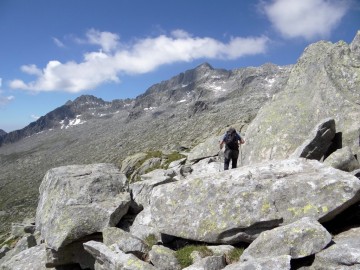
left=240, top=217, right=331, bottom=261
left=187, top=136, right=220, bottom=163
left=148, top=245, right=181, bottom=270
left=83, top=240, right=156, bottom=270
left=0, top=244, right=55, bottom=270
left=183, top=255, right=226, bottom=270
left=150, top=158, right=360, bottom=244
left=242, top=32, right=360, bottom=165
left=36, top=163, right=131, bottom=250
left=224, top=255, right=291, bottom=270
left=300, top=227, right=360, bottom=269
left=129, top=169, right=177, bottom=212
left=103, top=227, right=149, bottom=258
left=291, top=118, right=336, bottom=160
left=324, top=146, right=360, bottom=172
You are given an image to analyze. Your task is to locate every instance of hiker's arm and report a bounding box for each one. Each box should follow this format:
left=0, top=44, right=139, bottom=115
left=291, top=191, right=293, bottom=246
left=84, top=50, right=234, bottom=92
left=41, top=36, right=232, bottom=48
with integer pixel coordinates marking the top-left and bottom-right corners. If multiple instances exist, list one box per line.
left=220, top=141, right=225, bottom=150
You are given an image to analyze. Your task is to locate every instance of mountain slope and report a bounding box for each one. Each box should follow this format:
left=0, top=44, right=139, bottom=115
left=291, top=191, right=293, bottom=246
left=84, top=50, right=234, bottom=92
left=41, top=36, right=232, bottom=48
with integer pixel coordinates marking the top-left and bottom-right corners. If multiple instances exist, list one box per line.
left=0, top=62, right=291, bottom=235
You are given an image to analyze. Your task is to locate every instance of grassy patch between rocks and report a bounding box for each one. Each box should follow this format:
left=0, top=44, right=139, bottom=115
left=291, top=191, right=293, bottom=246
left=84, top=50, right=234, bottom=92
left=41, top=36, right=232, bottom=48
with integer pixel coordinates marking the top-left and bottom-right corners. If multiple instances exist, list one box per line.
left=175, top=245, right=213, bottom=268
left=226, top=247, right=244, bottom=264
left=144, top=234, right=157, bottom=249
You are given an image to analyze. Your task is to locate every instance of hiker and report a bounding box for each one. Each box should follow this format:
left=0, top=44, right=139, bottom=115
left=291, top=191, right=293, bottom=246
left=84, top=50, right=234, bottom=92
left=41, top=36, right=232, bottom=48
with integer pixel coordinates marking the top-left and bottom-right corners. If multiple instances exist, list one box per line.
left=220, top=127, right=245, bottom=170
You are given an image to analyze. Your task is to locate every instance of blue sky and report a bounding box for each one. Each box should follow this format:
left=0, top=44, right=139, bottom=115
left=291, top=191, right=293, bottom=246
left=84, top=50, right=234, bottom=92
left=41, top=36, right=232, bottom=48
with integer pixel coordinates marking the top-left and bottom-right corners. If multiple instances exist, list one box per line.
left=0, top=0, right=359, bottom=132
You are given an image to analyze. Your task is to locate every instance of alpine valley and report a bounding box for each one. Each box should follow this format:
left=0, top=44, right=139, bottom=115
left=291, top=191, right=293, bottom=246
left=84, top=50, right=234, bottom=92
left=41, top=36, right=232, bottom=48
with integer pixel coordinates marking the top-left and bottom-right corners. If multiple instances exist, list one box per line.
left=0, top=31, right=359, bottom=270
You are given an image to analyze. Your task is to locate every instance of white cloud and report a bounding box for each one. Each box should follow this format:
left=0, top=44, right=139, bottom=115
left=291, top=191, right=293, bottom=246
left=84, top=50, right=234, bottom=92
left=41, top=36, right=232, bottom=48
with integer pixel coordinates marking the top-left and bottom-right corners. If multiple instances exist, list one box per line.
left=0, top=93, right=14, bottom=107
left=86, top=29, right=120, bottom=52
left=21, top=64, right=42, bottom=76
left=262, top=0, right=351, bottom=40
left=9, top=30, right=269, bottom=93
left=0, top=78, right=15, bottom=106
left=52, top=37, right=65, bottom=48
left=31, top=114, right=40, bottom=120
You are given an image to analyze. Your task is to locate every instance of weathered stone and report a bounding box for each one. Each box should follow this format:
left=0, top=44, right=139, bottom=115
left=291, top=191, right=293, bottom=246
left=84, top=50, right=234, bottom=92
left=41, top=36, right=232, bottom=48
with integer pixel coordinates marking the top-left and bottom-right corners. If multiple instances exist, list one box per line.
left=0, top=244, right=55, bottom=270
left=291, top=118, right=335, bottom=160
left=0, top=234, right=37, bottom=266
left=324, top=146, right=360, bottom=172
left=120, top=153, right=148, bottom=178
left=300, top=227, right=360, bottom=269
left=224, top=255, right=291, bottom=270
left=353, top=169, right=360, bottom=180
left=242, top=36, right=360, bottom=165
left=36, top=163, right=130, bottom=250
left=185, top=157, right=223, bottom=178
left=148, top=245, right=181, bottom=270
left=130, top=170, right=176, bottom=212
left=129, top=207, right=161, bottom=242
left=240, top=217, right=331, bottom=261
left=150, top=158, right=360, bottom=244
left=187, top=136, right=220, bottom=163
left=183, top=255, right=226, bottom=270
left=207, top=245, right=235, bottom=263
left=83, top=240, right=156, bottom=270
left=45, top=234, right=99, bottom=269
left=103, top=227, right=148, bottom=257
left=11, top=223, right=36, bottom=238
left=0, top=245, right=9, bottom=260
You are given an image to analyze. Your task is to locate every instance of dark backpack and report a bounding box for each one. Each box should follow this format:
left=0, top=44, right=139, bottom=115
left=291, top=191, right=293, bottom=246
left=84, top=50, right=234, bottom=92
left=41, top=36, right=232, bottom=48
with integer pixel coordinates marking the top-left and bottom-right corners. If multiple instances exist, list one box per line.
left=225, top=128, right=239, bottom=150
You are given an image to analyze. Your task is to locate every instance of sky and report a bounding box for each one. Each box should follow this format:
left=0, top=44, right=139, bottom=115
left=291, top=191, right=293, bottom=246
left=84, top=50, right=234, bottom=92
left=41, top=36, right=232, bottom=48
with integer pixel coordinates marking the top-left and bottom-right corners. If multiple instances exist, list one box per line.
left=0, top=0, right=359, bottom=132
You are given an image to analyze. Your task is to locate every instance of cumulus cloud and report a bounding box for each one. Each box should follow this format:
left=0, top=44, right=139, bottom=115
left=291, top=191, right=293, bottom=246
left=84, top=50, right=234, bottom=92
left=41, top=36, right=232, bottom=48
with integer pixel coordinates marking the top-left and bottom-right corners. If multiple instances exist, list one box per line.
left=9, top=29, right=269, bottom=93
left=262, top=0, right=351, bottom=40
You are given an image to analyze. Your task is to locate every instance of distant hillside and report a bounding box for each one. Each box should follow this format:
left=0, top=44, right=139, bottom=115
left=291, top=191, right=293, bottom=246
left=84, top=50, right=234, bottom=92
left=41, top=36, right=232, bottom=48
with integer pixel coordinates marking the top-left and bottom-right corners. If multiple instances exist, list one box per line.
left=0, top=62, right=291, bottom=235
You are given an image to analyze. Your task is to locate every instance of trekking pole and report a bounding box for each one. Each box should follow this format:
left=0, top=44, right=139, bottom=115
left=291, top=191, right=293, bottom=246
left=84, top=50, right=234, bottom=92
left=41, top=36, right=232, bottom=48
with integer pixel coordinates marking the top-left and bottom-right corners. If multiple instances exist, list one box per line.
left=239, top=124, right=245, bottom=167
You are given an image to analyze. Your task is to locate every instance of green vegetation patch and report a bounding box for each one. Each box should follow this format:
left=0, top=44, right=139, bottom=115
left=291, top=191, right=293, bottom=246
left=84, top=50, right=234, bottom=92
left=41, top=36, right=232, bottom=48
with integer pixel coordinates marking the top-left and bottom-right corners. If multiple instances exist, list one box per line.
left=144, top=234, right=157, bottom=249
left=175, top=245, right=213, bottom=268
left=226, top=247, right=244, bottom=264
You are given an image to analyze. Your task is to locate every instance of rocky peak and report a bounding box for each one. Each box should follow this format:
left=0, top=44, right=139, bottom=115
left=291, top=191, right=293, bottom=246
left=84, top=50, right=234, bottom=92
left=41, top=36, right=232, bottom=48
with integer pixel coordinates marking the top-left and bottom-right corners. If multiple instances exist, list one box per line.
left=70, top=95, right=109, bottom=109
left=0, top=129, right=7, bottom=136
left=350, top=30, right=360, bottom=55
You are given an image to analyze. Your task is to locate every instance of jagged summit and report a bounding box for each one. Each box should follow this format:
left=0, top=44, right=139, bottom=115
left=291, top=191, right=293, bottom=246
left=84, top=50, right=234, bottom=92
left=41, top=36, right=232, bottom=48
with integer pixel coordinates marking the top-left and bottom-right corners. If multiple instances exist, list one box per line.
left=0, top=129, right=7, bottom=136
left=195, top=62, right=214, bottom=70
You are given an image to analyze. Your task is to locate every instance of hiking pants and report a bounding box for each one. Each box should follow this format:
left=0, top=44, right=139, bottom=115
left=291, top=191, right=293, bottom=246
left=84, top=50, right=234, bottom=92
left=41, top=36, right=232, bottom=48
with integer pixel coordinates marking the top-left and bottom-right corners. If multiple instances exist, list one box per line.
left=224, top=149, right=239, bottom=170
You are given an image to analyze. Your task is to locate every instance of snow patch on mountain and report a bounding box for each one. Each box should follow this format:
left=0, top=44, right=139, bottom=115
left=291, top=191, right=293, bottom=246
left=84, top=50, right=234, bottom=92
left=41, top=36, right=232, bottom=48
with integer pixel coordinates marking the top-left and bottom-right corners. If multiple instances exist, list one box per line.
left=60, top=115, right=86, bottom=129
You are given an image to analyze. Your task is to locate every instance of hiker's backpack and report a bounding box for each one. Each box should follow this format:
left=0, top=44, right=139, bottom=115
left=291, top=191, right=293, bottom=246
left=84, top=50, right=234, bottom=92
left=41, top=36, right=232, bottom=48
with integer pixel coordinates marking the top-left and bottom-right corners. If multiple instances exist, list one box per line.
left=225, top=128, right=239, bottom=150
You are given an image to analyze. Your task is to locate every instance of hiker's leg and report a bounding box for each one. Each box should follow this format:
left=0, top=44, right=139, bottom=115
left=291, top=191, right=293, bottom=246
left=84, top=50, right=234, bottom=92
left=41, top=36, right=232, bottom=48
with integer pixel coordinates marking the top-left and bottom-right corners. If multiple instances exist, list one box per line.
left=224, top=149, right=231, bottom=170
left=231, top=150, right=239, bottom=169
left=231, top=157, right=237, bottom=169
left=224, top=157, right=230, bottom=170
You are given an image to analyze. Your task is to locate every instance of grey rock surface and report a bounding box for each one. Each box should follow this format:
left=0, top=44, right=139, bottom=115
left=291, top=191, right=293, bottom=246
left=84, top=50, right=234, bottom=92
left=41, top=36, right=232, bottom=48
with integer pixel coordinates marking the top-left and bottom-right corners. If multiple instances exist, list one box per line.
left=148, top=245, right=181, bottom=270
left=0, top=244, right=55, bottom=270
left=324, top=146, right=360, bottom=172
left=103, top=227, right=149, bottom=257
left=291, top=118, right=336, bottom=160
left=36, top=163, right=130, bottom=250
left=299, top=227, right=360, bottom=270
left=83, top=240, right=156, bottom=270
left=187, top=136, right=221, bottom=163
left=150, top=158, right=360, bottom=243
left=129, top=207, right=160, bottom=242
left=183, top=255, right=226, bottom=270
left=240, top=217, right=332, bottom=261
left=223, top=255, right=291, bottom=270
left=242, top=35, right=360, bottom=165
left=130, top=170, right=176, bottom=211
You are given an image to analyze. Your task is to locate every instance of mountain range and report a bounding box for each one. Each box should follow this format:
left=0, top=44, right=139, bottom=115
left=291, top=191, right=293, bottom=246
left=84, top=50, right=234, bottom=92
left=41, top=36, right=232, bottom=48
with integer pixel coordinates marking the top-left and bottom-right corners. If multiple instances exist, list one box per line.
left=1, top=30, right=359, bottom=239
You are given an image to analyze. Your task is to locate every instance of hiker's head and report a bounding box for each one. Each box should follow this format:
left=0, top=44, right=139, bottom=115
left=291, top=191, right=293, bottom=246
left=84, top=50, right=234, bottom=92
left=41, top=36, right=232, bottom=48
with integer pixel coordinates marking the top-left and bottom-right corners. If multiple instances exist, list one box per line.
left=228, top=127, right=236, bottom=133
